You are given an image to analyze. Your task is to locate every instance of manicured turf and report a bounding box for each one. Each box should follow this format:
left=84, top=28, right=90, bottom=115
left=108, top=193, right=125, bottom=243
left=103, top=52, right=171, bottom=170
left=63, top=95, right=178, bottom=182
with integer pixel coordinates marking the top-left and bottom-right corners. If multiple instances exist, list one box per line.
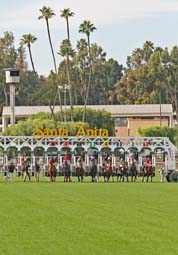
left=0, top=175, right=178, bottom=255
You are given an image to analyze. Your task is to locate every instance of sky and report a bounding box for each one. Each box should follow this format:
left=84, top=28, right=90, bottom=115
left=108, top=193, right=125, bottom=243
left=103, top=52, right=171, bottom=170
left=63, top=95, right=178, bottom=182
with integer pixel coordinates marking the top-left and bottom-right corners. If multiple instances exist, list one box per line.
left=1, top=0, right=178, bottom=76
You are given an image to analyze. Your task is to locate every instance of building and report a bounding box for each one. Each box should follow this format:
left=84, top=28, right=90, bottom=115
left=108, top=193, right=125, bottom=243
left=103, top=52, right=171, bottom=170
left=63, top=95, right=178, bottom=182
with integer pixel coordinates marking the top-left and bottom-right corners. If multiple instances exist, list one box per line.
left=1, top=104, right=173, bottom=136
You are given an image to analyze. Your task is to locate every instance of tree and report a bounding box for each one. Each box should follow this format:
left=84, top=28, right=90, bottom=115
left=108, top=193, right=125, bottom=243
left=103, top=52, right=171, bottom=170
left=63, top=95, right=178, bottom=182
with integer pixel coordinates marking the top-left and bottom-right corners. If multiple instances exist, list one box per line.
left=15, top=71, right=41, bottom=106
left=38, top=6, right=63, bottom=121
left=21, top=34, right=37, bottom=73
left=58, top=39, right=75, bottom=121
left=138, top=126, right=177, bottom=145
left=60, top=40, right=122, bottom=107
left=79, top=20, right=96, bottom=121
left=165, top=46, right=178, bottom=123
left=116, top=42, right=166, bottom=105
left=38, top=6, right=57, bottom=73
left=60, top=8, right=75, bottom=42
left=60, top=8, right=75, bottom=121
left=16, top=42, right=28, bottom=71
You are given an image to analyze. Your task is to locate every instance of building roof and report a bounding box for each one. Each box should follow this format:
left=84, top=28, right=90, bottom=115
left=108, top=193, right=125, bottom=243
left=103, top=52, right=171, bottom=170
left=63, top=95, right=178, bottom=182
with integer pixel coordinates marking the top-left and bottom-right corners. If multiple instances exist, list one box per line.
left=2, top=104, right=173, bottom=118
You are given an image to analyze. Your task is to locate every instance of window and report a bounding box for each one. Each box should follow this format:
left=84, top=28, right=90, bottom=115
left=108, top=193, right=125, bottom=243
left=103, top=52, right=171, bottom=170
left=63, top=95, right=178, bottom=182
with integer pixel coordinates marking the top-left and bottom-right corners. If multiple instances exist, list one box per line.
left=115, top=118, right=128, bottom=127
left=10, top=70, right=19, bottom=77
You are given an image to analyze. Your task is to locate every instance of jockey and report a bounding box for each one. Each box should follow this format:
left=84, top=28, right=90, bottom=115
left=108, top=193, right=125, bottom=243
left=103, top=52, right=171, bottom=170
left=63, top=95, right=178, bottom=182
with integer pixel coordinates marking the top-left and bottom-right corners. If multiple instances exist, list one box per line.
left=63, top=154, right=69, bottom=161
left=63, top=152, right=70, bottom=166
left=49, top=157, right=55, bottom=165
left=119, top=157, right=124, bottom=166
left=89, top=155, right=98, bottom=182
left=76, top=156, right=82, bottom=167
left=63, top=152, right=70, bottom=163
left=90, top=155, right=96, bottom=165
left=116, top=139, right=122, bottom=147
left=105, top=156, right=112, bottom=165
left=20, top=156, right=25, bottom=164
left=107, top=156, right=112, bottom=162
left=146, top=156, right=151, bottom=166
left=124, top=161, right=129, bottom=171
left=63, top=153, right=71, bottom=182
left=143, top=139, right=149, bottom=146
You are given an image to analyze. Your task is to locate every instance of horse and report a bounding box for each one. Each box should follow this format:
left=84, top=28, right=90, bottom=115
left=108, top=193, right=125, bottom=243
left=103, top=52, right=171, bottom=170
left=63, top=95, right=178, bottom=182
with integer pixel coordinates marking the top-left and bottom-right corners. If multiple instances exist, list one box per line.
left=103, top=160, right=113, bottom=182
left=89, top=157, right=98, bottom=182
left=48, top=162, right=56, bottom=182
left=63, top=160, right=71, bottom=182
left=76, top=157, right=84, bottom=182
left=121, top=162, right=129, bottom=182
left=141, top=164, right=153, bottom=182
left=129, top=161, right=137, bottom=182
left=116, top=164, right=124, bottom=182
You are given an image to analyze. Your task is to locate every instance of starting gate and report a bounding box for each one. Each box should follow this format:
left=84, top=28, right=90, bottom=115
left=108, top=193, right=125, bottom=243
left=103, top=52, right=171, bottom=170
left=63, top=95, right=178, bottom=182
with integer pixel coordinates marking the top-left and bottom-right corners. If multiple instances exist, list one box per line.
left=0, top=136, right=177, bottom=179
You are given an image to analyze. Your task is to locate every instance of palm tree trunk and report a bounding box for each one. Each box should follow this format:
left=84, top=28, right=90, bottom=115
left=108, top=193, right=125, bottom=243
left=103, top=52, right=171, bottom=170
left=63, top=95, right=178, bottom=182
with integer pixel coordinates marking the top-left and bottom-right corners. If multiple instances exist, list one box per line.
left=65, top=17, right=73, bottom=121
left=46, top=18, right=57, bottom=73
left=45, top=18, right=63, bottom=121
left=28, top=44, right=36, bottom=73
left=66, top=57, right=74, bottom=121
left=66, top=18, right=70, bottom=42
left=82, top=35, right=92, bottom=122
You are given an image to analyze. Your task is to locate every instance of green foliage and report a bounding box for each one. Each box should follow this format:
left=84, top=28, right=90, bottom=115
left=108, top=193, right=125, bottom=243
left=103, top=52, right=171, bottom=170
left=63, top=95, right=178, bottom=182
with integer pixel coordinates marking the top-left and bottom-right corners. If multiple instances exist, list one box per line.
left=57, top=38, right=122, bottom=106
left=55, top=107, right=114, bottom=135
left=29, top=112, right=51, bottom=120
left=2, top=108, right=114, bottom=136
left=116, top=41, right=178, bottom=115
left=15, top=71, right=41, bottom=106
left=2, top=118, right=89, bottom=136
left=59, top=39, right=75, bottom=58
left=138, top=126, right=178, bottom=145
left=79, top=20, right=97, bottom=39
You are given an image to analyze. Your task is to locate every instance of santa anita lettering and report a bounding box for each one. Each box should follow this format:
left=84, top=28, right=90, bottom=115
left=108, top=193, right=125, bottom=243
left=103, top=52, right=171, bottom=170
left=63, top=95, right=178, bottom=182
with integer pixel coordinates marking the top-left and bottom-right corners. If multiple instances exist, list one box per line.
left=33, top=125, right=108, bottom=138
left=76, top=126, right=108, bottom=137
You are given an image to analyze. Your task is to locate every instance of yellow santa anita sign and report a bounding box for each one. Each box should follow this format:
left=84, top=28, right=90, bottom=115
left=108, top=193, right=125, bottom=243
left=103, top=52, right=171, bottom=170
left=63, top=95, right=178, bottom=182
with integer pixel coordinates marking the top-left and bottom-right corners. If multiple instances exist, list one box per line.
left=33, top=125, right=109, bottom=138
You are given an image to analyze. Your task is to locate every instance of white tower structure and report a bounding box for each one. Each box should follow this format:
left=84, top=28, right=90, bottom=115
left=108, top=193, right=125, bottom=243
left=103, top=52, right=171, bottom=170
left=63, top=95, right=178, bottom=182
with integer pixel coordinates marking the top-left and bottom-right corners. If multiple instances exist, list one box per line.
left=4, top=68, right=20, bottom=125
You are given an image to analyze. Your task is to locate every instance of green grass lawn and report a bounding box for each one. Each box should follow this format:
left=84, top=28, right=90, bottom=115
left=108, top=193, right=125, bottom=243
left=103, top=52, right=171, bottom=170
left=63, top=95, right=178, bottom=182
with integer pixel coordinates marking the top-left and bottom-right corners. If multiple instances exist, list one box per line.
left=0, top=174, right=178, bottom=255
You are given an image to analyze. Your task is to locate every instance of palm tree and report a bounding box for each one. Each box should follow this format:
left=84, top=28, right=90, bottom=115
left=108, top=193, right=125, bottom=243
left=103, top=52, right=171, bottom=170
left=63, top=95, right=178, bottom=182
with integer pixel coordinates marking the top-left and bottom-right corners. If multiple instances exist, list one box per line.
left=60, top=8, right=75, bottom=121
left=21, top=34, right=37, bottom=73
left=38, top=6, right=57, bottom=73
left=58, top=39, right=75, bottom=121
left=79, top=20, right=96, bottom=121
left=60, top=8, right=75, bottom=42
left=38, top=6, right=63, bottom=121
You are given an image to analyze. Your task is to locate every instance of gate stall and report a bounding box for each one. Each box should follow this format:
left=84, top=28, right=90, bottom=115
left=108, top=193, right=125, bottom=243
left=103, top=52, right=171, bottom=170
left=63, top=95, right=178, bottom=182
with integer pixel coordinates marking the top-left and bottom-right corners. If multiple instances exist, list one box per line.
left=100, top=147, right=112, bottom=176
left=153, top=147, right=168, bottom=172
left=2, top=147, right=18, bottom=179
left=16, top=146, right=32, bottom=176
left=73, top=146, right=85, bottom=175
left=139, top=147, right=155, bottom=176
left=43, top=147, right=58, bottom=176
left=126, top=147, right=139, bottom=175
left=85, top=147, right=99, bottom=176
left=59, top=147, right=72, bottom=176
left=113, top=147, right=126, bottom=174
